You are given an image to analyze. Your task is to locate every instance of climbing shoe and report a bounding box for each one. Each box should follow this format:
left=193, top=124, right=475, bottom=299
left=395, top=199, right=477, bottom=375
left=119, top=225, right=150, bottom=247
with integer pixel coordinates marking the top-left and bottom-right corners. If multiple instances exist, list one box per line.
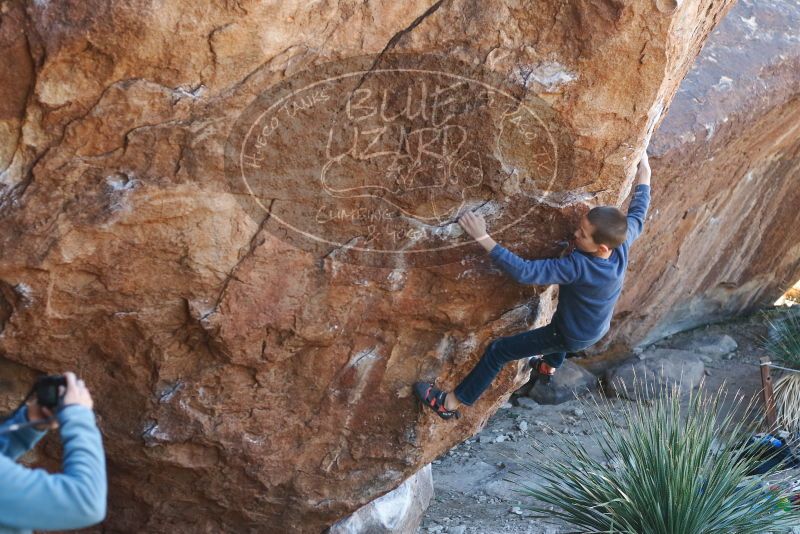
left=414, top=382, right=461, bottom=420
left=529, top=357, right=556, bottom=385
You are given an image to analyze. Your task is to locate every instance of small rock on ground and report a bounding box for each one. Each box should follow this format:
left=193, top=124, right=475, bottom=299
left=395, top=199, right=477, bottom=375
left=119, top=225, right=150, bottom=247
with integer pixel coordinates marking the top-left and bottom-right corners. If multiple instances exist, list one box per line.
left=528, top=360, right=598, bottom=405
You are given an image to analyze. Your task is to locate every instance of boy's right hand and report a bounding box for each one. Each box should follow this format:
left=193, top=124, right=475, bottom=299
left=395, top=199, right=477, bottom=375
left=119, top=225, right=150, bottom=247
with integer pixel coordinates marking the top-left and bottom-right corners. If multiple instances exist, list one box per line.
left=458, top=211, right=488, bottom=240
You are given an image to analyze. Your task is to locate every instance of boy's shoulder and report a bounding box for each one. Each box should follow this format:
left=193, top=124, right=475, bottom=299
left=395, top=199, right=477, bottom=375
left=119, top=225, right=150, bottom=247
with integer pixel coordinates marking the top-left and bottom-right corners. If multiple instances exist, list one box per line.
left=572, top=248, right=627, bottom=270
left=571, top=249, right=619, bottom=262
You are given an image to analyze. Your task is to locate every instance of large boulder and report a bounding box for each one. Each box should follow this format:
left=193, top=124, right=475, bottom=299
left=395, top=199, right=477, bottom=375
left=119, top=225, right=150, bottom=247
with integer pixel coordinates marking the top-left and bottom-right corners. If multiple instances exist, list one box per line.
left=528, top=359, right=598, bottom=405
left=0, top=1, right=734, bottom=532
left=601, top=0, right=800, bottom=354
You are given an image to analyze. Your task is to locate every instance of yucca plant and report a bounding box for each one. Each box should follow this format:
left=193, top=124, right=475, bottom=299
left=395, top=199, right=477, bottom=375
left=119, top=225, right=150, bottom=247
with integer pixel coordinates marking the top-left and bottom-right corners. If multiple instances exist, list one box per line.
left=511, top=383, right=800, bottom=533
left=761, top=310, right=800, bottom=433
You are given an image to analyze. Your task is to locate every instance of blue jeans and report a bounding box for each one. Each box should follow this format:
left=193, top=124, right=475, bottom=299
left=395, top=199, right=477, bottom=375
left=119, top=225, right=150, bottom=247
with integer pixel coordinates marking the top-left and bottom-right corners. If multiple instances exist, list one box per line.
left=453, top=323, right=571, bottom=406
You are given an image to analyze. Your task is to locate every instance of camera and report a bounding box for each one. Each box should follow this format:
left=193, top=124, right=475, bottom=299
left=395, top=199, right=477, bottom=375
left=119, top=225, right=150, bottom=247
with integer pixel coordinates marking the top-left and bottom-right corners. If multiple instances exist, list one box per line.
left=34, top=375, right=67, bottom=410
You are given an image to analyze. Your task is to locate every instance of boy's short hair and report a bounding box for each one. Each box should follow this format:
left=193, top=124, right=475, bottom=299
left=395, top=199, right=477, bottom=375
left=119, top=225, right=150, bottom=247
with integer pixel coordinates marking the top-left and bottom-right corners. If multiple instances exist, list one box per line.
left=587, top=207, right=627, bottom=248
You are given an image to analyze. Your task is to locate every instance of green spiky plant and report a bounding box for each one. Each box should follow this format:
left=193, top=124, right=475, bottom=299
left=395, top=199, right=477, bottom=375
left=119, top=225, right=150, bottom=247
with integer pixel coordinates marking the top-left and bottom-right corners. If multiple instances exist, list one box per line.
left=761, top=310, right=800, bottom=433
left=511, top=383, right=800, bottom=533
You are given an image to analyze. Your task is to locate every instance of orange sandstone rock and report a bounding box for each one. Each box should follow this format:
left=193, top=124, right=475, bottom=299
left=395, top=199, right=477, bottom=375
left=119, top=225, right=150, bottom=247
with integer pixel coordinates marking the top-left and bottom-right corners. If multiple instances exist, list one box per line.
left=0, top=1, right=734, bottom=531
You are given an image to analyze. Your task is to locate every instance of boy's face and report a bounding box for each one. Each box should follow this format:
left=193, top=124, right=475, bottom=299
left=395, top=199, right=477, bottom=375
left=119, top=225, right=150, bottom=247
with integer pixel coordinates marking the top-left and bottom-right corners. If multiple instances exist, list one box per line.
left=573, top=215, right=601, bottom=253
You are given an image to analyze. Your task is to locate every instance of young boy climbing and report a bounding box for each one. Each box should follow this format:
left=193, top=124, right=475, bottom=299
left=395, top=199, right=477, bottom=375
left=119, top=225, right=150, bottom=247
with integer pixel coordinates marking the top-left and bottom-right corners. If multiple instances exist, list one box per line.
left=415, top=151, right=652, bottom=419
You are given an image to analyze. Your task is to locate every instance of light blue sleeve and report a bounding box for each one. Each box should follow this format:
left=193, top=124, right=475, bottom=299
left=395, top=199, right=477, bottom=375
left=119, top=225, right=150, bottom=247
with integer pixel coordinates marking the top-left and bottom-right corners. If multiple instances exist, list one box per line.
left=624, top=184, right=651, bottom=246
left=0, top=406, right=48, bottom=460
left=488, top=244, right=582, bottom=285
left=0, top=405, right=107, bottom=531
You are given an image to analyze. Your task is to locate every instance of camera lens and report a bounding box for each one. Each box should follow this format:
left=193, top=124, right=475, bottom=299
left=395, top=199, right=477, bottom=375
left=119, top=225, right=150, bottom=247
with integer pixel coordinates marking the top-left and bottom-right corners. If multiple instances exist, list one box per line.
left=34, top=375, right=67, bottom=410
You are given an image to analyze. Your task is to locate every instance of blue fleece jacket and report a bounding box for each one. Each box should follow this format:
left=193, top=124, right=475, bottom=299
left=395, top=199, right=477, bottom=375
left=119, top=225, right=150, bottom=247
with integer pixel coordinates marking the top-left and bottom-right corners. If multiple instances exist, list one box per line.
left=0, top=405, right=107, bottom=533
left=488, top=184, right=651, bottom=350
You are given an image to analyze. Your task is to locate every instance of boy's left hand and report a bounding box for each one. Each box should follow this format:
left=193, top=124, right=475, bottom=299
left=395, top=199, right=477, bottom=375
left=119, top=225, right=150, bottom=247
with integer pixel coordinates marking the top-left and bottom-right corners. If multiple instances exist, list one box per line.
left=458, top=211, right=488, bottom=240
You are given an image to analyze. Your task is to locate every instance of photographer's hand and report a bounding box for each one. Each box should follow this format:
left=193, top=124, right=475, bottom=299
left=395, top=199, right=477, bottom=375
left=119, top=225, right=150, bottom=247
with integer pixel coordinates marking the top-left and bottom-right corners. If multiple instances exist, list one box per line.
left=26, top=399, right=58, bottom=431
left=60, top=372, right=94, bottom=411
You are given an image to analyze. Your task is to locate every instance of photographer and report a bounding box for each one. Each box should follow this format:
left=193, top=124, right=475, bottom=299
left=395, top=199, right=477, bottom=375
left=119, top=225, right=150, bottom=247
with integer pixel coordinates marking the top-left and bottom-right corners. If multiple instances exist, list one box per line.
left=0, top=372, right=106, bottom=533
